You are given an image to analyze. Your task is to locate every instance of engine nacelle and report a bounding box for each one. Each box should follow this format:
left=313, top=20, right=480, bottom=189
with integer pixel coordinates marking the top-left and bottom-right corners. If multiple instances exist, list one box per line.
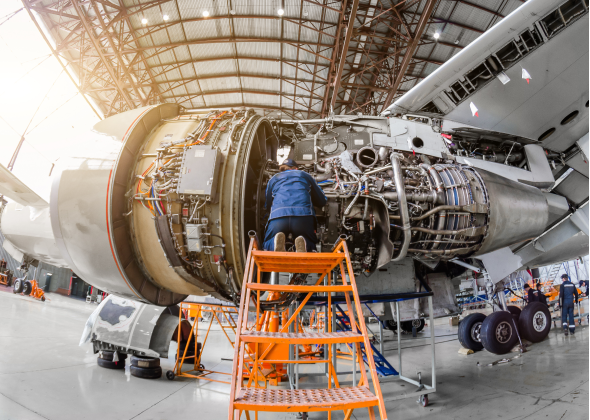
left=0, top=105, right=554, bottom=306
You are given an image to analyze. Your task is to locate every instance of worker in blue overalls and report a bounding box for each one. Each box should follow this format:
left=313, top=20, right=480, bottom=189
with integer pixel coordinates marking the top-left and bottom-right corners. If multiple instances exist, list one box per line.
left=559, top=274, right=579, bottom=336
left=263, top=159, right=327, bottom=253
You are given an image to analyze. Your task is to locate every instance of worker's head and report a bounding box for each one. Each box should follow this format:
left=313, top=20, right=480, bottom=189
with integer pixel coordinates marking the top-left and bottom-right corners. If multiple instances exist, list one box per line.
left=279, top=158, right=298, bottom=172
left=524, top=284, right=530, bottom=290
left=536, top=283, right=543, bottom=291
left=561, top=274, right=569, bottom=281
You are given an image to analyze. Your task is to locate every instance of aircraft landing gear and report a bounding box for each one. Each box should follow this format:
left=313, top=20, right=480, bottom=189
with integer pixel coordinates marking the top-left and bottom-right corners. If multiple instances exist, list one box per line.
left=458, top=313, right=486, bottom=351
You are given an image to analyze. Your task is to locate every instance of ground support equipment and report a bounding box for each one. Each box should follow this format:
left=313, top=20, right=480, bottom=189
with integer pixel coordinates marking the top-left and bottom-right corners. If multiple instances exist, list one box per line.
left=168, top=303, right=239, bottom=384
left=301, top=287, right=437, bottom=407
left=228, top=236, right=388, bottom=419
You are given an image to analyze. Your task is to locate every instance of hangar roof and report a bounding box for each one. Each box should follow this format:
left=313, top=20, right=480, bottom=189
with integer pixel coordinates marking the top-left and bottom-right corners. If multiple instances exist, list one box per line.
left=23, top=0, right=524, bottom=119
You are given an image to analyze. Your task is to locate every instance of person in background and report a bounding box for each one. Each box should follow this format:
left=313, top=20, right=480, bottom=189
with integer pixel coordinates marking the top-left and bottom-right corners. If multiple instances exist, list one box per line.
left=263, top=159, right=327, bottom=253
left=536, top=283, right=548, bottom=306
left=524, top=283, right=538, bottom=304
left=559, top=274, right=579, bottom=336
left=578, top=280, right=588, bottom=297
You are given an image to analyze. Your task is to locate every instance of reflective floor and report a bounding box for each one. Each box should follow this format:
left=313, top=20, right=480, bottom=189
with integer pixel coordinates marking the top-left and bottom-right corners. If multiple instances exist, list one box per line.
left=0, top=287, right=587, bottom=420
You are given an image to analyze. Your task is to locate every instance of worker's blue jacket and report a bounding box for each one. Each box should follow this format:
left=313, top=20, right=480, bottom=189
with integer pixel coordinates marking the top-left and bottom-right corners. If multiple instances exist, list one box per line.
left=265, top=170, right=327, bottom=220
left=560, top=280, right=579, bottom=304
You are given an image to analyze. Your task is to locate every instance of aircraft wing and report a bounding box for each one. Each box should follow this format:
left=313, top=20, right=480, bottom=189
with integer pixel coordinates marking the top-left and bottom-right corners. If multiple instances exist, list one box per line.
left=0, top=162, right=48, bottom=208
left=385, top=0, right=588, bottom=154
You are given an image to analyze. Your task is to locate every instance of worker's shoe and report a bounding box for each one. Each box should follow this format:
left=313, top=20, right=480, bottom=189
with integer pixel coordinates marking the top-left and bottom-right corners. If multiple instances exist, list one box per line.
left=274, top=232, right=286, bottom=252
left=295, top=236, right=307, bottom=253
left=564, top=330, right=569, bottom=336
left=570, top=330, right=575, bottom=335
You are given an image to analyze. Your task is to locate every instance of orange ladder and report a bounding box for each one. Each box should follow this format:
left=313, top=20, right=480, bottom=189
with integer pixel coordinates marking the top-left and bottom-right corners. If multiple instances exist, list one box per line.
left=228, top=236, right=388, bottom=419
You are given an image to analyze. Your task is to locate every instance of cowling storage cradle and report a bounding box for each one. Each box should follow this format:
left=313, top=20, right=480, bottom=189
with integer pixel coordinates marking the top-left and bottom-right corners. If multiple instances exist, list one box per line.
left=228, top=236, right=388, bottom=419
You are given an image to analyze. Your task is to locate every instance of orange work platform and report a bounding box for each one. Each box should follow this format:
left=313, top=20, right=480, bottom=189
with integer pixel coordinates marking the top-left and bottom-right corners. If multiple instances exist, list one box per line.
left=168, top=303, right=239, bottom=384
left=228, top=236, right=388, bottom=420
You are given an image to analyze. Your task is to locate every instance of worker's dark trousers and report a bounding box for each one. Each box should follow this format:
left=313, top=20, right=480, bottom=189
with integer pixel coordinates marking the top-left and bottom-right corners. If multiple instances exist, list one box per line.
left=562, top=301, right=575, bottom=333
left=263, top=216, right=317, bottom=252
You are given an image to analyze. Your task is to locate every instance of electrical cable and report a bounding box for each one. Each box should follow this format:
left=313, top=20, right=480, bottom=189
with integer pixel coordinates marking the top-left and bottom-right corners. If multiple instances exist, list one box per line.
left=0, top=8, right=22, bottom=27
left=25, top=92, right=79, bottom=136
left=0, top=55, right=51, bottom=97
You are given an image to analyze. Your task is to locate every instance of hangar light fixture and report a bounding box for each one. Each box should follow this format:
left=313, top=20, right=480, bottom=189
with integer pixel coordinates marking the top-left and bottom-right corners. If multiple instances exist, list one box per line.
left=278, top=0, right=285, bottom=16
left=433, top=32, right=440, bottom=40
left=141, top=17, right=148, bottom=24
left=163, top=14, right=169, bottom=21
left=203, top=10, right=210, bottom=17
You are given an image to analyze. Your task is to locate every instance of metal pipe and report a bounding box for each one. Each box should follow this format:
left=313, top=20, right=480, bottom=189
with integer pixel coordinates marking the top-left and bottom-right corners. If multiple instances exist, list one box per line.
left=391, top=153, right=411, bottom=261
left=420, top=164, right=446, bottom=248
left=382, top=191, right=437, bottom=203
left=410, top=226, right=484, bottom=236
left=314, top=162, right=333, bottom=181
left=280, top=118, right=327, bottom=124
left=364, top=165, right=391, bottom=176
left=448, top=258, right=482, bottom=273
left=428, top=296, right=436, bottom=389
left=395, top=301, right=401, bottom=375
left=406, top=245, right=479, bottom=255
left=411, top=205, right=465, bottom=221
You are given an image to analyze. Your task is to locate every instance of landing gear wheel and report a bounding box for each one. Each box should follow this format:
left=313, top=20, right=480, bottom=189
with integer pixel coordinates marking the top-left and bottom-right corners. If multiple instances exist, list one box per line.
left=518, top=302, right=551, bottom=343
left=130, top=365, right=162, bottom=379
left=481, top=311, right=518, bottom=354
left=507, top=306, right=521, bottom=321
left=458, top=313, right=486, bottom=351
left=98, top=350, right=127, bottom=361
left=418, top=394, right=428, bottom=407
left=97, top=357, right=126, bottom=369
left=166, top=370, right=175, bottom=381
left=130, top=355, right=160, bottom=368
left=13, top=278, right=23, bottom=294
left=385, top=320, right=397, bottom=332
left=41, top=296, right=45, bottom=302
left=412, top=319, right=425, bottom=332
left=22, top=281, right=32, bottom=296
left=400, top=319, right=425, bottom=333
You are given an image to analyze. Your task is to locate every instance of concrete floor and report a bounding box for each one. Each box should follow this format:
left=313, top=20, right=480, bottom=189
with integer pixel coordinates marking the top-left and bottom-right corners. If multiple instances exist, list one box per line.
left=0, top=287, right=587, bottom=420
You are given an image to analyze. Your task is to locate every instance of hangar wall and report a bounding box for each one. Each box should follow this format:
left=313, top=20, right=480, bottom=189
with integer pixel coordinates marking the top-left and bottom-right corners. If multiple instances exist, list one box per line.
left=0, top=230, right=73, bottom=294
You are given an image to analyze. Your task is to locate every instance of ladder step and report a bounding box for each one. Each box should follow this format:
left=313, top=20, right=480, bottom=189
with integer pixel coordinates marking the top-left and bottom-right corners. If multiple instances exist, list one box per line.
left=251, top=250, right=345, bottom=273
left=239, top=331, right=364, bottom=344
left=247, top=284, right=352, bottom=292
left=233, top=387, right=379, bottom=412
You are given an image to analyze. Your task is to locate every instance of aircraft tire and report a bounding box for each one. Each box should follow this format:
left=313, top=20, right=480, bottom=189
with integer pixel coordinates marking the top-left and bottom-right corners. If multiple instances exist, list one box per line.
left=384, top=320, right=397, bottom=331
left=130, top=365, right=162, bottom=379
left=458, top=313, right=486, bottom=351
left=130, top=355, right=160, bottom=368
left=518, top=302, right=551, bottom=343
left=98, top=350, right=127, bottom=361
left=22, top=281, right=32, bottom=296
left=481, top=311, right=518, bottom=354
left=400, top=319, right=425, bottom=333
left=13, top=278, right=23, bottom=294
left=507, top=306, right=521, bottom=321
left=97, top=356, right=126, bottom=370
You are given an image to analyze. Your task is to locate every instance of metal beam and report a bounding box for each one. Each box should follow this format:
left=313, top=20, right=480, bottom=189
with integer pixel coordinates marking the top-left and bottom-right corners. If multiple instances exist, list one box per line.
left=329, top=0, right=359, bottom=111
left=71, top=0, right=135, bottom=110
left=382, top=0, right=437, bottom=110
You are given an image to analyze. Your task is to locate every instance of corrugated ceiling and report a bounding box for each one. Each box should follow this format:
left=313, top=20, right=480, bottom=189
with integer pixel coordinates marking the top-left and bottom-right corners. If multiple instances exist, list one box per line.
left=23, top=0, right=524, bottom=119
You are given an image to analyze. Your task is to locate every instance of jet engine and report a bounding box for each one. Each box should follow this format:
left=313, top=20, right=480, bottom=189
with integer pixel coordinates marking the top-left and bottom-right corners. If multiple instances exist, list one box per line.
left=0, top=104, right=556, bottom=307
